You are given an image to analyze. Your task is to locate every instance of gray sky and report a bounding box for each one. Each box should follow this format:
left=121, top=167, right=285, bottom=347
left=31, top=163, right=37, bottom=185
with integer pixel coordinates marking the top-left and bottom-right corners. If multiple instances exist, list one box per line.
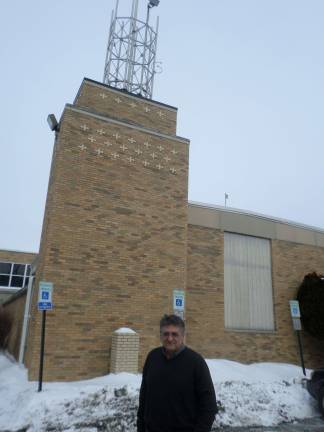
left=1, top=0, right=324, bottom=253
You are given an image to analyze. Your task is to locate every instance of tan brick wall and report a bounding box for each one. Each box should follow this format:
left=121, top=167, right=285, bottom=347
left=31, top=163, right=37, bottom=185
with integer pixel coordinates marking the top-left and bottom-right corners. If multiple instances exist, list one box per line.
left=271, top=239, right=324, bottom=368
left=25, top=83, right=189, bottom=381
left=21, top=79, right=324, bottom=382
left=2, top=290, right=26, bottom=360
left=75, top=80, right=178, bottom=135
left=0, top=250, right=37, bottom=263
left=186, top=225, right=324, bottom=368
left=110, top=330, right=140, bottom=373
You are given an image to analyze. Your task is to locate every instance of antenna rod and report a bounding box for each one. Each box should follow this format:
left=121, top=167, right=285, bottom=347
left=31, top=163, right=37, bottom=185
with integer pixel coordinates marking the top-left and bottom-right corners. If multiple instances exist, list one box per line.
left=150, top=16, right=159, bottom=96
left=139, top=5, right=151, bottom=93
left=126, top=0, right=139, bottom=91
left=103, top=9, right=115, bottom=82
left=225, top=193, right=229, bottom=207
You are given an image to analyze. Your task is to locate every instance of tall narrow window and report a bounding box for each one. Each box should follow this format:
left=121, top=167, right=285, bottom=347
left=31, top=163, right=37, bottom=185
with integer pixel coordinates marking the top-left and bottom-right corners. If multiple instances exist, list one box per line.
left=224, top=232, right=274, bottom=331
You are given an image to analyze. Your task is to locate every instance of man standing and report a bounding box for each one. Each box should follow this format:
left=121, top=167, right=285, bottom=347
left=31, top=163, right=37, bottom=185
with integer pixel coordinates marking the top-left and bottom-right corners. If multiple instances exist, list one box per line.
left=137, top=314, right=217, bottom=432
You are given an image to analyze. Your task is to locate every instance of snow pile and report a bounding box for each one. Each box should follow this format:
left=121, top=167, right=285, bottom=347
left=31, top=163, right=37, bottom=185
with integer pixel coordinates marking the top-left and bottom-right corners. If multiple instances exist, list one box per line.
left=0, top=352, right=318, bottom=431
left=114, top=328, right=137, bottom=334
left=208, top=360, right=316, bottom=428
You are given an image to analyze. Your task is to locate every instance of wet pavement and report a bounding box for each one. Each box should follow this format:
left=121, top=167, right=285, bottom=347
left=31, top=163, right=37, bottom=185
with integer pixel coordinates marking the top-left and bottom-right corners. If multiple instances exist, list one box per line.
left=219, top=417, right=324, bottom=431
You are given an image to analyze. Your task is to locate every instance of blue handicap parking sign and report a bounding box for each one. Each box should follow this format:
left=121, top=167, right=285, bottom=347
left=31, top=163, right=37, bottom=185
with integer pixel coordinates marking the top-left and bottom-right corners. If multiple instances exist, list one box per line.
left=289, top=300, right=300, bottom=318
left=42, top=291, right=49, bottom=300
left=38, top=281, right=54, bottom=311
left=38, top=302, right=53, bottom=310
left=173, top=290, right=185, bottom=311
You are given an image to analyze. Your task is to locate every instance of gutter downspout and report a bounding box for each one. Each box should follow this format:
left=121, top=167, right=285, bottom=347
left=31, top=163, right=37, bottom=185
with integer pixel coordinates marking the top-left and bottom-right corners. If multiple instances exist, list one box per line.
left=18, top=275, right=35, bottom=364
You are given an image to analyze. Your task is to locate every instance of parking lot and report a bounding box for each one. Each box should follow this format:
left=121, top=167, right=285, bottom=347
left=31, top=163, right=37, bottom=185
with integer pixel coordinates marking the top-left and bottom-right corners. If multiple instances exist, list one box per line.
left=219, top=417, right=324, bottom=431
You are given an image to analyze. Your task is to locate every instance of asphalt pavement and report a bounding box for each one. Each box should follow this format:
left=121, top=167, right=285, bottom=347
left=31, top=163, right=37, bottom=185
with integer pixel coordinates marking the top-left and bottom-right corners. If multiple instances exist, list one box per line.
left=218, top=417, right=324, bottom=431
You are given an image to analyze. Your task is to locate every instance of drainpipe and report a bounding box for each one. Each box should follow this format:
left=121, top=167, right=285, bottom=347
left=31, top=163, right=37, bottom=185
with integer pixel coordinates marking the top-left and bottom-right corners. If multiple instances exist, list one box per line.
left=18, top=275, right=35, bottom=364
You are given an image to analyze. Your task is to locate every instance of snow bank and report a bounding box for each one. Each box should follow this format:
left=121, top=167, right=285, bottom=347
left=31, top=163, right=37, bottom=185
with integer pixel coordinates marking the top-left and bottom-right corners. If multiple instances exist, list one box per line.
left=207, top=359, right=317, bottom=427
left=114, top=328, right=136, bottom=334
left=0, top=352, right=318, bottom=431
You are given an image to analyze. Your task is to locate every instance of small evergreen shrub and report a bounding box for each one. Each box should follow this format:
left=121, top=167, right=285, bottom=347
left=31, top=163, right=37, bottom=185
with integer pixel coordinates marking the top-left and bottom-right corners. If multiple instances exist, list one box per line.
left=297, top=272, right=324, bottom=340
left=0, top=307, right=13, bottom=349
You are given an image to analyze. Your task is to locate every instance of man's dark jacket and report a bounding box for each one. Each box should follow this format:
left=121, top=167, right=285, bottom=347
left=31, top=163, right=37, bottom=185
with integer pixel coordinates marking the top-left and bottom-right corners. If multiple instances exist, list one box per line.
left=137, top=346, right=217, bottom=432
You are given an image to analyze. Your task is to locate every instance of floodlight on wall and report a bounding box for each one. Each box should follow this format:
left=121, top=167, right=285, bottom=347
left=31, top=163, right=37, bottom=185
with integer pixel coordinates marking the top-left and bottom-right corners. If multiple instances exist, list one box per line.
left=149, top=0, right=160, bottom=7
left=47, top=114, right=59, bottom=132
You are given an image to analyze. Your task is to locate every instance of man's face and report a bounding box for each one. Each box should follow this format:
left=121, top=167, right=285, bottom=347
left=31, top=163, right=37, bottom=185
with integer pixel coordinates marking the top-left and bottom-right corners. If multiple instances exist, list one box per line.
left=160, top=324, right=184, bottom=353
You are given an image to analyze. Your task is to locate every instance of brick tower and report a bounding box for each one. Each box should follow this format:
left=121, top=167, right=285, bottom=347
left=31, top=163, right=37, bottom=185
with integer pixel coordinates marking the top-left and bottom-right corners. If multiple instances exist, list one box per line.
left=25, top=78, right=190, bottom=380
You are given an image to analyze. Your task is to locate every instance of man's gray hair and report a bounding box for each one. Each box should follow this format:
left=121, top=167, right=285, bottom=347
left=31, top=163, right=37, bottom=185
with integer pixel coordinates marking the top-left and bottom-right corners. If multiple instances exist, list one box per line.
left=160, top=314, right=185, bottom=333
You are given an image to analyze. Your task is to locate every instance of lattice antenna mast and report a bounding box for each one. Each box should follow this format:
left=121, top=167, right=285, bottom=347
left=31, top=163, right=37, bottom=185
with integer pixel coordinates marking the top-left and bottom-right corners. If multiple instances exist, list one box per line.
left=103, top=0, right=160, bottom=99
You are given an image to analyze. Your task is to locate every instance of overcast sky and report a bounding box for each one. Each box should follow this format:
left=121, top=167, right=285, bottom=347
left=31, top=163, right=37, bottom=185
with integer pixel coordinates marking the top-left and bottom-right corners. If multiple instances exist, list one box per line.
left=1, top=0, right=324, bottom=253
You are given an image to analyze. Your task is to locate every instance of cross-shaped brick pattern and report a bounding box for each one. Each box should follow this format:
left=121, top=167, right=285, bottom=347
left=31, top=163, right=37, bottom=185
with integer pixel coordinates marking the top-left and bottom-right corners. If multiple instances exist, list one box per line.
left=78, top=120, right=182, bottom=175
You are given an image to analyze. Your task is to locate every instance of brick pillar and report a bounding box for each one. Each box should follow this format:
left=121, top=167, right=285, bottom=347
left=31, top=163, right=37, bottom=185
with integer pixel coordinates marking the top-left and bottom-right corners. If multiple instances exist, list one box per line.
left=25, top=78, right=189, bottom=381
left=110, top=328, right=139, bottom=373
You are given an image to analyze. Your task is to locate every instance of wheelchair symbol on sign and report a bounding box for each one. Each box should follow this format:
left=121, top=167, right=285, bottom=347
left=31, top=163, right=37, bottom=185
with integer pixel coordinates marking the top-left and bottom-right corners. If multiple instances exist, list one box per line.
left=176, top=299, right=182, bottom=307
left=42, top=292, right=49, bottom=300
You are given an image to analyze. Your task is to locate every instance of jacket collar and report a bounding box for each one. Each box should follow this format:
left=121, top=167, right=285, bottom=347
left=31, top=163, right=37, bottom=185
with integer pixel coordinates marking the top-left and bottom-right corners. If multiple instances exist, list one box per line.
left=161, top=344, right=186, bottom=359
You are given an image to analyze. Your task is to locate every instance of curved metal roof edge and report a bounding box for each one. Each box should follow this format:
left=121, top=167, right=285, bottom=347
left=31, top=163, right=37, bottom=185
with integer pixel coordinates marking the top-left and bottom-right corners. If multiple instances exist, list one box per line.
left=188, top=201, right=324, bottom=235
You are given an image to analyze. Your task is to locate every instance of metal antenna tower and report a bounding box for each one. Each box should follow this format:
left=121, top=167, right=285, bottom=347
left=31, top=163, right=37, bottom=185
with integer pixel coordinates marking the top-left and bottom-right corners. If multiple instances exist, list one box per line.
left=103, top=0, right=160, bottom=99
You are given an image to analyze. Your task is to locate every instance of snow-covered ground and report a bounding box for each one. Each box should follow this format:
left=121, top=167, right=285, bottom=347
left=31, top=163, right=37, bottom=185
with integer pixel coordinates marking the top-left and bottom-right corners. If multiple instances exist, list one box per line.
left=0, top=351, right=319, bottom=431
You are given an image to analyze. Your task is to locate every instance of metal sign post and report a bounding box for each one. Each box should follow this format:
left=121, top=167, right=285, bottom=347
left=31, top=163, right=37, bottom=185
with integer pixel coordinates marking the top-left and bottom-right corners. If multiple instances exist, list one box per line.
left=37, top=281, right=54, bottom=392
left=289, top=300, right=306, bottom=376
left=38, top=309, right=47, bottom=392
left=296, top=331, right=306, bottom=376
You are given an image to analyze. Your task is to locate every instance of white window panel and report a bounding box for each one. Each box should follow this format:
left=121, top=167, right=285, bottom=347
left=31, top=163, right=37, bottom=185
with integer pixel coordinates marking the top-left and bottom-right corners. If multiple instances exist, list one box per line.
left=224, top=232, right=274, bottom=331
